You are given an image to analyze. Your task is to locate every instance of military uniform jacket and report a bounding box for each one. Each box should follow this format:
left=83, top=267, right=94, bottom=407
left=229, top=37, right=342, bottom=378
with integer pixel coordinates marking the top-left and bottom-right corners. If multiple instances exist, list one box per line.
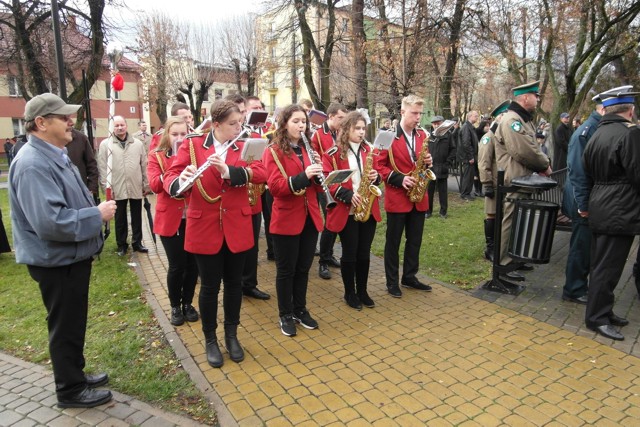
left=583, top=114, right=640, bottom=235
left=377, top=126, right=430, bottom=213
left=478, top=124, right=498, bottom=187
left=494, top=103, right=550, bottom=186
left=163, top=132, right=267, bottom=255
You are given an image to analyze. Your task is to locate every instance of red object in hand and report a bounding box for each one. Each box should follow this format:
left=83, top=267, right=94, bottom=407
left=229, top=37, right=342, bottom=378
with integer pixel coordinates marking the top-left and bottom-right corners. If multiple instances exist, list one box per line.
left=106, top=188, right=113, bottom=201
left=111, top=73, right=124, bottom=91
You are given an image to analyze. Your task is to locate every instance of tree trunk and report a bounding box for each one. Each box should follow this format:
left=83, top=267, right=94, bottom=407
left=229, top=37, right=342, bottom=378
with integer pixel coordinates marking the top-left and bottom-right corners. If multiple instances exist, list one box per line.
left=352, top=0, right=368, bottom=109
left=438, top=0, right=466, bottom=118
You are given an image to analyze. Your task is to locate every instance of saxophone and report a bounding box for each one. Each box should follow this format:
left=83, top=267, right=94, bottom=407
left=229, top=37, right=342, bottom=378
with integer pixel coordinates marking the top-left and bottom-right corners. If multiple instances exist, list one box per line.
left=247, top=183, right=266, bottom=206
left=407, top=130, right=436, bottom=203
left=353, top=149, right=382, bottom=222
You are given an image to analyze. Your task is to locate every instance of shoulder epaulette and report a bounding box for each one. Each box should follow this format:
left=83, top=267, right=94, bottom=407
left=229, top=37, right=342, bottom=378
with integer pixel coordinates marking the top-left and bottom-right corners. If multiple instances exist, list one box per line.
left=154, top=129, right=164, bottom=136
left=186, top=132, right=203, bottom=138
left=580, top=126, right=591, bottom=137
left=625, top=122, right=638, bottom=129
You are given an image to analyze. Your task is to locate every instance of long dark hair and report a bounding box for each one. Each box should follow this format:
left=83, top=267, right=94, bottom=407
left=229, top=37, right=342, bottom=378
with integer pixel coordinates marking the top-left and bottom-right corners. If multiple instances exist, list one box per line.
left=336, top=111, right=366, bottom=160
left=272, top=104, right=311, bottom=155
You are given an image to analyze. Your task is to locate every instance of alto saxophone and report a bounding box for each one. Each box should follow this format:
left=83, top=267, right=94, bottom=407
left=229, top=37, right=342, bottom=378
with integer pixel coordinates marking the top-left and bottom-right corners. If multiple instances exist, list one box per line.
left=407, top=131, right=436, bottom=203
left=247, top=183, right=266, bottom=206
left=353, top=149, right=382, bottom=222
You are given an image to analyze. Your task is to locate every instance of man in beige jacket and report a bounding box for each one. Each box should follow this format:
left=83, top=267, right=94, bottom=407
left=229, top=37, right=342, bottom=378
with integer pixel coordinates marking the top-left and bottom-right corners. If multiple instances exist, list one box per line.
left=98, top=116, right=150, bottom=256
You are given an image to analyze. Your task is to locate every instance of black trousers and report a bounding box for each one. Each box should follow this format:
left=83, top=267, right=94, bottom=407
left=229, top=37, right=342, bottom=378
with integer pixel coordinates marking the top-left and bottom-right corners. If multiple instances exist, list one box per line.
left=460, top=162, right=474, bottom=197
left=338, top=216, right=376, bottom=294
left=194, top=243, right=247, bottom=334
left=585, top=233, right=634, bottom=327
left=426, top=177, right=448, bottom=216
left=28, top=259, right=93, bottom=399
left=115, top=198, right=143, bottom=248
left=242, top=213, right=262, bottom=291
left=160, top=219, right=198, bottom=307
left=318, top=192, right=337, bottom=263
left=262, top=190, right=274, bottom=258
left=272, top=215, right=318, bottom=317
left=384, top=207, right=425, bottom=286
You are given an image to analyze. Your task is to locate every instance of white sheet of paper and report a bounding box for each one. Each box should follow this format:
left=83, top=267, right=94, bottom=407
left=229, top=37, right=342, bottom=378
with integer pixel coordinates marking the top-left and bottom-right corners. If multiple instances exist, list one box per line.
left=373, top=130, right=395, bottom=150
left=241, top=139, right=268, bottom=162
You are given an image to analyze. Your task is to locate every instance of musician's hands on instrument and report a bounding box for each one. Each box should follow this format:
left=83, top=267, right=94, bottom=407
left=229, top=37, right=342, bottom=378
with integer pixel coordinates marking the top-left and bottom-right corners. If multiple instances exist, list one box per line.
left=426, top=153, right=433, bottom=168
left=179, top=165, right=197, bottom=190
left=368, top=168, right=378, bottom=183
left=208, top=154, right=230, bottom=177
left=98, top=200, right=117, bottom=222
left=305, top=163, right=323, bottom=179
left=351, top=192, right=363, bottom=207
left=311, top=151, right=322, bottom=164
left=402, top=176, right=417, bottom=189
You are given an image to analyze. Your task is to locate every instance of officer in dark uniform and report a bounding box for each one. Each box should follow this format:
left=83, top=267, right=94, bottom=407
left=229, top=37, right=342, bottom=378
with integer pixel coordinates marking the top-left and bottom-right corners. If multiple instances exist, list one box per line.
left=425, top=115, right=456, bottom=218
left=583, top=86, right=640, bottom=341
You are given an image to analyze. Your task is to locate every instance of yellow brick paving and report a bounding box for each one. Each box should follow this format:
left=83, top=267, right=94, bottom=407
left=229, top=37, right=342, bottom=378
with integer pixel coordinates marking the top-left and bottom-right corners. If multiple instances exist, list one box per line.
left=137, top=216, right=640, bottom=426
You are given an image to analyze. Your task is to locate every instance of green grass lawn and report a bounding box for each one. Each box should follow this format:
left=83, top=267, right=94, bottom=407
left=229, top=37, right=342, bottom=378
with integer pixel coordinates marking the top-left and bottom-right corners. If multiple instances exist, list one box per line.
left=0, top=189, right=216, bottom=425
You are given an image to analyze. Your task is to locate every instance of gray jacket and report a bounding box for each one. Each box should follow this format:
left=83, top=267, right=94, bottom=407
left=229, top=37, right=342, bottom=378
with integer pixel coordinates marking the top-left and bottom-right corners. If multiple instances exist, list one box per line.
left=9, top=135, right=103, bottom=267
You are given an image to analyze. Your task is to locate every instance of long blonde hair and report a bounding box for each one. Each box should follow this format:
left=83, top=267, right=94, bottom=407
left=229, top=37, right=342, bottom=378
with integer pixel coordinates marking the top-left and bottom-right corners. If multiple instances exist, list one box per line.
left=157, top=117, right=188, bottom=155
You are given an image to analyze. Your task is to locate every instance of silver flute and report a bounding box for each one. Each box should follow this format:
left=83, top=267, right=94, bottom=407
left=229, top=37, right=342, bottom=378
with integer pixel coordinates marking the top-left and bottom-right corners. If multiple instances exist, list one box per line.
left=300, top=131, right=337, bottom=209
left=175, top=129, right=248, bottom=196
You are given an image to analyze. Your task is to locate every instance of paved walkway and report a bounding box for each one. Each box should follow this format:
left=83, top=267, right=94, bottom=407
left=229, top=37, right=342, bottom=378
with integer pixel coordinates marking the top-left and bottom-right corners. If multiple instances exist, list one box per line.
left=131, top=195, right=640, bottom=426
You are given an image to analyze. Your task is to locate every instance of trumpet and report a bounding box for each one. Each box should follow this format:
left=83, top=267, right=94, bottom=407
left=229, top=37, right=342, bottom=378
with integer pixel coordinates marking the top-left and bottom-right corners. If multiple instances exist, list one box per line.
left=175, top=129, right=248, bottom=196
left=300, top=131, right=337, bottom=209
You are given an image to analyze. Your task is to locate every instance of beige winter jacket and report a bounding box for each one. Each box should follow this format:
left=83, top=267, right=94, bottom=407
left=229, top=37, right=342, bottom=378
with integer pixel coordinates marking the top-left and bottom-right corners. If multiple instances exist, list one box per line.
left=97, top=133, right=149, bottom=200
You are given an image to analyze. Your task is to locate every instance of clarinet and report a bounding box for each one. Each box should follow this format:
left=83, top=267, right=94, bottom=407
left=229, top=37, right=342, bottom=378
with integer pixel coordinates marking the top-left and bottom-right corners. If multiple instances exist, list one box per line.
left=300, top=131, right=337, bottom=209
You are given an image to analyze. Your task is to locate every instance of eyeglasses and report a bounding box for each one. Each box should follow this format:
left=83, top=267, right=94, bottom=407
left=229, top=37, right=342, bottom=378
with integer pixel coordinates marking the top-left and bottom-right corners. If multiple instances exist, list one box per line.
left=43, top=114, right=73, bottom=123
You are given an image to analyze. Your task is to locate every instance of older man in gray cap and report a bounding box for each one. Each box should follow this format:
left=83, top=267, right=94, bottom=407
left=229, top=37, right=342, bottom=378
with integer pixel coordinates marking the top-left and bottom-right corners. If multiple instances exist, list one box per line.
left=9, top=93, right=116, bottom=408
left=425, top=115, right=456, bottom=218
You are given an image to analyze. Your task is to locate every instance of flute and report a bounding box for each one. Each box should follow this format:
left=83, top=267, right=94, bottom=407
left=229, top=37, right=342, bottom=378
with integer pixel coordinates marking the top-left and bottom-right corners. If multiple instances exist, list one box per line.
left=300, top=131, right=337, bottom=209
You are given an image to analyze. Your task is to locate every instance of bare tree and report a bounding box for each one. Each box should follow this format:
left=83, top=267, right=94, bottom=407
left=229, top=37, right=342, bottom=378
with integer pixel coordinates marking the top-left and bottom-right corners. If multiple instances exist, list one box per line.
left=219, top=15, right=257, bottom=96
left=351, top=0, right=368, bottom=109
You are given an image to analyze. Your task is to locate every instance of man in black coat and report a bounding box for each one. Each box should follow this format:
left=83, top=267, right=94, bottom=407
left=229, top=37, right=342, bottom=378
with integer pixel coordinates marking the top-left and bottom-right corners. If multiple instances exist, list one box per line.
left=583, top=86, right=640, bottom=341
left=553, top=112, right=572, bottom=170
left=425, top=116, right=456, bottom=218
left=458, top=110, right=479, bottom=200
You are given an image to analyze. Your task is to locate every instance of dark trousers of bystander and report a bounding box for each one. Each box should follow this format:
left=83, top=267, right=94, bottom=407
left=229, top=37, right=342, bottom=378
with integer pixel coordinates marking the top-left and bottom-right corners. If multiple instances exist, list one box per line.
left=115, top=198, right=142, bottom=248
left=384, top=207, right=425, bottom=286
left=460, top=162, right=474, bottom=198
left=563, top=217, right=591, bottom=299
left=426, top=177, right=449, bottom=216
left=27, top=259, right=93, bottom=400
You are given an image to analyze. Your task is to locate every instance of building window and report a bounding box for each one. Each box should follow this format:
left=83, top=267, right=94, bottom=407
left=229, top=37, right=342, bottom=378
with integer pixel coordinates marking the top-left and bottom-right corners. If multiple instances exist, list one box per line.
left=8, top=76, right=21, bottom=97
left=271, top=46, right=277, bottom=61
left=270, top=72, right=277, bottom=89
left=12, top=118, right=25, bottom=136
left=105, top=81, right=120, bottom=100
left=202, top=90, right=209, bottom=102
left=270, top=94, right=276, bottom=113
left=215, top=89, right=223, bottom=100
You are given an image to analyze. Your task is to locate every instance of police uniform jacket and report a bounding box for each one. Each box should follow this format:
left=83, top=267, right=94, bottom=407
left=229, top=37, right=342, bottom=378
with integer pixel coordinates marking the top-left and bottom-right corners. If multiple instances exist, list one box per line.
left=561, top=110, right=601, bottom=219
left=583, top=114, right=640, bottom=235
left=311, top=122, right=337, bottom=155
left=494, top=102, right=550, bottom=185
left=377, top=126, right=430, bottom=213
left=163, top=132, right=267, bottom=254
left=147, top=148, right=187, bottom=237
left=428, top=131, right=456, bottom=178
left=322, top=144, right=382, bottom=233
left=478, top=123, right=498, bottom=187
left=263, top=143, right=324, bottom=235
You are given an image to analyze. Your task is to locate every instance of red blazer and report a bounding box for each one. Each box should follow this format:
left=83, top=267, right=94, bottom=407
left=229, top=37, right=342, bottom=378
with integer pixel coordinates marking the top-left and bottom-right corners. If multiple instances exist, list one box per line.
left=263, top=143, right=324, bottom=235
left=322, top=144, right=382, bottom=233
left=163, top=132, right=267, bottom=255
left=311, top=122, right=337, bottom=156
left=149, top=130, right=163, bottom=152
left=377, top=126, right=430, bottom=213
left=147, top=149, right=188, bottom=237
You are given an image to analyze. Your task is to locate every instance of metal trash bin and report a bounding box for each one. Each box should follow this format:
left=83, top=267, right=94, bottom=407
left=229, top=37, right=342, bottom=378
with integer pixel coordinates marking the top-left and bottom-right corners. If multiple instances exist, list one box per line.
left=508, top=199, right=559, bottom=263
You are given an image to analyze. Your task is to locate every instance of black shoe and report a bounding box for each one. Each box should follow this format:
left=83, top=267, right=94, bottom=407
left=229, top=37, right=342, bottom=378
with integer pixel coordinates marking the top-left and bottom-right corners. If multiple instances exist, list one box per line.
left=170, top=306, right=185, bottom=326
left=517, top=263, right=534, bottom=271
left=206, top=337, right=223, bottom=368
left=589, top=324, right=624, bottom=341
left=461, top=195, right=476, bottom=201
left=484, top=248, right=494, bottom=262
left=293, top=310, right=318, bottom=329
left=425, top=212, right=432, bottom=219
left=182, top=304, right=199, bottom=322
left=609, top=313, right=629, bottom=327
left=117, top=246, right=128, bottom=257
left=401, top=280, right=432, bottom=291
left=57, top=388, right=113, bottom=408
left=319, top=264, right=331, bottom=280
left=280, top=315, right=297, bottom=337
left=358, top=292, right=375, bottom=308
left=439, top=213, right=448, bottom=219
left=224, top=326, right=245, bottom=363
left=132, top=243, right=149, bottom=253
left=344, top=293, right=362, bottom=310
left=243, top=287, right=271, bottom=300
left=327, top=256, right=341, bottom=268
left=85, top=373, right=109, bottom=388
left=501, top=271, right=525, bottom=281
left=387, top=285, right=402, bottom=298
left=562, top=294, right=588, bottom=305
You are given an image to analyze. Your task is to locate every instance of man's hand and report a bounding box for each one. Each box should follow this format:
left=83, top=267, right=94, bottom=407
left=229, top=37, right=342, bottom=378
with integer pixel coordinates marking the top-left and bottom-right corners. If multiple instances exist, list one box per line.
left=483, top=184, right=495, bottom=199
left=98, top=200, right=116, bottom=222
left=402, top=176, right=416, bottom=190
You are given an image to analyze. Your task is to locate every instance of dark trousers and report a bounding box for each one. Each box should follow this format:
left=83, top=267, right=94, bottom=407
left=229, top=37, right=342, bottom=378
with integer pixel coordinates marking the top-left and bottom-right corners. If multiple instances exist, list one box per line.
left=585, top=233, right=634, bottom=327
left=460, top=162, right=474, bottom=197
left=262, top=190, right=274, bottom=258
left=338, top=216, right=376, bottom=295
left=563, top=217, right=591, bottom=298
left=160, top=219, right=198, bottom=307
left=318, top=192, right=337, bottom=263
left=426, top=177, right=448, bottom=216
left=242, top=213, right=261, bottom=291
left=384, top=207, right=425, bottom=286
left=28, top=259, right=93, bottom=399
left=272, top=215, right=318, bottom=317
left=194, top=243, right=247, bottom=334
left=115, top=198, right=142, bottom=248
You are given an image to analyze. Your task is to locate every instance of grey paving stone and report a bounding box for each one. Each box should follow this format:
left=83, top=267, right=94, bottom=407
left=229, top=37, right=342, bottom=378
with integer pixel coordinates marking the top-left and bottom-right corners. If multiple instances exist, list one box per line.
left=39, top=395, right=58, bottom=407
left=12, top=383, right=33, bottom=395
left=32, top=378, right=54, bottom=388
left=75, top=408, right=108, bottom=425
left=27, top=406, right=60, bottom=423
left=17, top=387, right=46, bottom=399
left=95, top=418, right=129, bottom=427
left=6, top=397, right=29, bottom=409
left=10, top=419, right=38, bottom=427
left=30, top=390, right=52, bottom=403
left=0, top=409, right=24, bottom=426
left=0, top=393, right=17, bottom=406
left=4, top=379, right=25, bottom=391
left=123, top=409, right=152, bottom=425
left=14, top=400, right=41, bottom=415
left=104, top=401, right=136, bottom=419
left=140, top=415, right=177, bottom=427
left=47, top=414, right=83, bottom=427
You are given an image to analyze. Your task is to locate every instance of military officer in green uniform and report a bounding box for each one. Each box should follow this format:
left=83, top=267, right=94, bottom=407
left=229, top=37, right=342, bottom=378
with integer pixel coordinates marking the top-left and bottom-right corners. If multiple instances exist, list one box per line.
left=494, top=81, right=552, bottom=275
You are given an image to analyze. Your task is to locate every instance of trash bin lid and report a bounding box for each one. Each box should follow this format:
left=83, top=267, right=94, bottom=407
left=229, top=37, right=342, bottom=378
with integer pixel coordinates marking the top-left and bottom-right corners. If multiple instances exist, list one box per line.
left=511, top=173, right=557, bottom=189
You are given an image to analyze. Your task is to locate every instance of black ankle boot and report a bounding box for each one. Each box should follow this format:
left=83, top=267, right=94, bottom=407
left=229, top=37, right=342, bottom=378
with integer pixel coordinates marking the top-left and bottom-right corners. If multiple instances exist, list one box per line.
left=224, top=324, right=244, bottom=363
left=484, top=218, right=495, bottom=261
left=204, top=332, right=223, bottom=368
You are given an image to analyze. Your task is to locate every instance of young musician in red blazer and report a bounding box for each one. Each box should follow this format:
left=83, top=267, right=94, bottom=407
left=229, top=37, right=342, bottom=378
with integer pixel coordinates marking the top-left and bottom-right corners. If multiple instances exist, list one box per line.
left=147, top=117, right=199, bottom=327
left=377, top=95, right=433, bottom=298
left=322, top=112, right=382, bottom=310
left=311, top=103, right=347, bottom=280
left=163, top=100, right=266, bottom=368
left=263, top=104, right=324, bottom=337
